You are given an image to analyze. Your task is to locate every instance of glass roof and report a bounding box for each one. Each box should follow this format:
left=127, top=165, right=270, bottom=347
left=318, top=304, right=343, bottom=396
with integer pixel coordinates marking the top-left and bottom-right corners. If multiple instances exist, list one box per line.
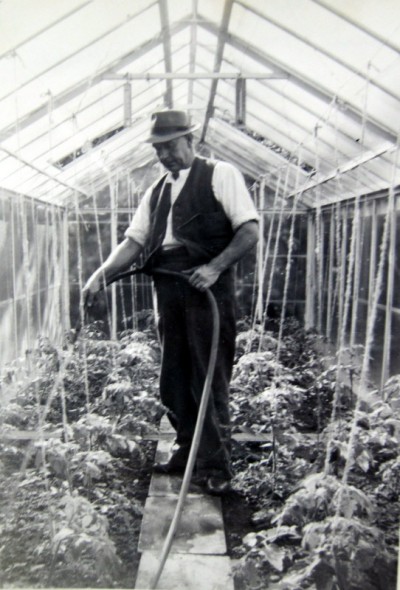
left=0, top=0, right=399, bottom=208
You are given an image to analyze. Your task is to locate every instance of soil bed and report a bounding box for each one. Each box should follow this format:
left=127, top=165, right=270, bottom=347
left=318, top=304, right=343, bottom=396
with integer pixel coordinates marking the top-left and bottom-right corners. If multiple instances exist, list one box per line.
left=0, top=317, right=399, bottom=590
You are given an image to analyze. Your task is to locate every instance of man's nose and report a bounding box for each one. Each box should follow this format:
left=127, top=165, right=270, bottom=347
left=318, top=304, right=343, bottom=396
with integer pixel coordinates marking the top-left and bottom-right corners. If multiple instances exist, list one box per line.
left=156, top=145, right=170, bottom=159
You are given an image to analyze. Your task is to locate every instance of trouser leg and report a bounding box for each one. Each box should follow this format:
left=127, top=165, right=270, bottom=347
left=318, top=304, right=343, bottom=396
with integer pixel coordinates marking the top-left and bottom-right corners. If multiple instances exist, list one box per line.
left=154, top=266, right=236, bottom=480
left=185, top=270, right=236, bottom=479
left=156, top=274, right=197, bottom=456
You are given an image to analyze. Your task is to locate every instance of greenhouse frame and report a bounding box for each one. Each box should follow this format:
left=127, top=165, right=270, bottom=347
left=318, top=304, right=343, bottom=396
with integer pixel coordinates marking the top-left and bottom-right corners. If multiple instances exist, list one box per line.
left=0, top=1, right=399, bottom=589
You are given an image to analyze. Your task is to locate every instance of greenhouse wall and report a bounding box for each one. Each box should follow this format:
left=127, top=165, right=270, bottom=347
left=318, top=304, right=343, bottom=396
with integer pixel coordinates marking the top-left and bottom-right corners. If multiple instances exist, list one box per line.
left=313, top=188, right=400, bottom=388
left=0, top=190, right=68, bottom=365
left=68, top=205, right=309, bottom=336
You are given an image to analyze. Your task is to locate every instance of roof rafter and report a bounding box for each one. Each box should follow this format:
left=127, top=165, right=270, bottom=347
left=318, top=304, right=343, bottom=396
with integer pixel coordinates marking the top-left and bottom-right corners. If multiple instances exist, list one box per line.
left=0, top=46, right=190, bottom=169
left=158, top=0, right=173, bottom=107
left=0, top=0, right=92, bottom=60
left=200, top=0, right=234, bottom=142
left=0, top=17, right=189, bottom=142
left=289, top=142, right=397, bottom=198
left=0, top=1, right=159, bottom=104
left=198, top=16, right=398, bottom=144
left=312, top=0, right=400, bottom=56
left=0, top=145, right=89, bottom=197
left=188, top=0, right=199, bottom=106
left=236, top=0, right=400, bottom=102
left=195, top=41, right=386, bottom=171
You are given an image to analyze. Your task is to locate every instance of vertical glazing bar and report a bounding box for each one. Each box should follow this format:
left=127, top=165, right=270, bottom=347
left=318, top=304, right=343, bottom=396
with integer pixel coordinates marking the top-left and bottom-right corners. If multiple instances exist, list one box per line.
left=305, top=212, right=316, bottom=330
left=10, top=196, right=19, bottom=357
left=326, top=211, right=335, bottom=338
left=350, top=200, right=362, bottom=347
left=381, top=194, right=397, bottom=388
left=368, top=200, right=377, bottom=316
left=256, top=179, right=265, bottom=321
left=110, top=179, right=117, bottom=340
left=61, top=207, right=71, bottom=332
left=20, top=195, right=33, bottom=356
left=317, top=209, right=324, bottom=333
left=338, top=206, right=348, bottom=346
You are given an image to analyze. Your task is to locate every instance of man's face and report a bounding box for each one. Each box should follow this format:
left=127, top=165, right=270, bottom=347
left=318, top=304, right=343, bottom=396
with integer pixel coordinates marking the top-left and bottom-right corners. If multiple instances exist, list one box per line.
left=153, top=135, right=193, bottom=174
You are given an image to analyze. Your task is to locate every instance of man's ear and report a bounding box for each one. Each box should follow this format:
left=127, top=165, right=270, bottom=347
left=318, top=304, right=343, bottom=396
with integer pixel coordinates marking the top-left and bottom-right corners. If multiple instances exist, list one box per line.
left=185, top=133, right=194, bottom=146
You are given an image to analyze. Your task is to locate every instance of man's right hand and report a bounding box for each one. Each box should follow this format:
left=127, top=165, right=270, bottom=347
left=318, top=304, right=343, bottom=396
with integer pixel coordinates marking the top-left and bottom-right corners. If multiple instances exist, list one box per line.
left=81, top=238, right=143, bottom=310
left=82, top=273, right=105, bottom=309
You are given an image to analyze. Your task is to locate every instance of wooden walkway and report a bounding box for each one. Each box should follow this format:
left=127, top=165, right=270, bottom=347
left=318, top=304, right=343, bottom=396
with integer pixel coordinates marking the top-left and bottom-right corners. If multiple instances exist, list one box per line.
left=135, top=418, right=234, bottom=590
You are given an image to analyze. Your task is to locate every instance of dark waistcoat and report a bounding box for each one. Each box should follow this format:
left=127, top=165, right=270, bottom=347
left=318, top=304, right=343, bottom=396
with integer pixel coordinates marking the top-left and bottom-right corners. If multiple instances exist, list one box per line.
left=145, top=156, right=234, bottom=264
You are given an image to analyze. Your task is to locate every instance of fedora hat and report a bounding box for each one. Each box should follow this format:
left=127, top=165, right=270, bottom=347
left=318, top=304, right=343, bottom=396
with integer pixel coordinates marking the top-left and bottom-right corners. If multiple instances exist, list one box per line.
left=144, top=110, right=200, bottom=144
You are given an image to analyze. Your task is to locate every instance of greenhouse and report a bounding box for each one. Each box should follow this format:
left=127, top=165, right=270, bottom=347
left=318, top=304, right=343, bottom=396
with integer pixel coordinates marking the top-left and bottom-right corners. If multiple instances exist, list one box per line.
left=0, top=1, right=399, bottom=589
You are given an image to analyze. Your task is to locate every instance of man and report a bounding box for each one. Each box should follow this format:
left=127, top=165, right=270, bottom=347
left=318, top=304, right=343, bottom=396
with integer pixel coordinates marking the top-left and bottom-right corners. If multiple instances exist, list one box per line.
left=83, top=110, right=259, bottom=494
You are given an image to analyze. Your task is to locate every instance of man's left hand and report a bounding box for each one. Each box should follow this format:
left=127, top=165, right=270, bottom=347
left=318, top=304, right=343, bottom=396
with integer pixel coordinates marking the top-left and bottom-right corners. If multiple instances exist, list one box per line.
left=184, top=264, right=221, bottom=291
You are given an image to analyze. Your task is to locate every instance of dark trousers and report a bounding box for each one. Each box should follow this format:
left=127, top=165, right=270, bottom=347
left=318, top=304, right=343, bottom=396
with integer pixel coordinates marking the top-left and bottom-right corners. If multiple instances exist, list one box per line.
left=152, top=249, right=236, bottom=480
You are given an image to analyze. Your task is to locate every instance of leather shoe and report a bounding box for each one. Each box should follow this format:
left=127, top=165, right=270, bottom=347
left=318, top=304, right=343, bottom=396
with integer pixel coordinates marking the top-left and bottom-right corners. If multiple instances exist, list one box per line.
left=205, top=476, right=232, bottom=495
left=191, top=475, right=231, bottom=495
left=153, top=461, right=186, bottom=475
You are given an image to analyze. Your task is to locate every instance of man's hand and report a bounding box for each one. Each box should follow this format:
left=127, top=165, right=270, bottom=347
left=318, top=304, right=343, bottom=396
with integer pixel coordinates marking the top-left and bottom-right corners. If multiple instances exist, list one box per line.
left=82, top=272, right=105, bottom=309
left=81, top=238, right=143, bottom=310
left=184, top=264, right=221, bottom=291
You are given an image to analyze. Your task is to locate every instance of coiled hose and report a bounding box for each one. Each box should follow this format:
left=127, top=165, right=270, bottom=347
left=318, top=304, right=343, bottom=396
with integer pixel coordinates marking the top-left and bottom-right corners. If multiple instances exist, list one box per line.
left=105, top=267, right=220, bottom=589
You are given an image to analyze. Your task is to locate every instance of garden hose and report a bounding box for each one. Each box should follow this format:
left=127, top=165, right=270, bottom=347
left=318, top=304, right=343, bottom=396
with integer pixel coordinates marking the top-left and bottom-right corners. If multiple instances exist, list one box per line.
left=105, top=267, right=221, bottom=589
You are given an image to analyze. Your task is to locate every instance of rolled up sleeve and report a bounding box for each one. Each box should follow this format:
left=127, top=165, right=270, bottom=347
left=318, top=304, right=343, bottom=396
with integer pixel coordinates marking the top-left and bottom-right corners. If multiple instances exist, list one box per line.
left=212, top=161, right=259, bottom=230
left=124, top=188, right=152, bottom=246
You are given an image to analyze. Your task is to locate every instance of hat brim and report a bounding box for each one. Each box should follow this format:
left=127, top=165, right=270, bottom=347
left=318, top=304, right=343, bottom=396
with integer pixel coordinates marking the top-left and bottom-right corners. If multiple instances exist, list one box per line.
left=144, top=122, right=200, bottom=144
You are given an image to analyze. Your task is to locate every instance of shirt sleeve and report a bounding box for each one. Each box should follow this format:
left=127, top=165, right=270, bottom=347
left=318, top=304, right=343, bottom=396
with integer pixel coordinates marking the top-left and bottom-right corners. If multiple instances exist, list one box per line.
left=212, top=161, right=260, bottom=230
left=124, top=186, right=153, bottom=246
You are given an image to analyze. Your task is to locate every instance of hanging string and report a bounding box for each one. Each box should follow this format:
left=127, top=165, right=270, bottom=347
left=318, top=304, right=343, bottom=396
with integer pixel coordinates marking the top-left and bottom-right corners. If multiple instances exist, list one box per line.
left=257, top=169, right=283, bottom=337
left=276, top=151, right=304, bottom=365
left=255, top=178, right=265, bottom=321
left=72, top=186, right=91, bottom=439
left=89, top=160, right=113, bottom=335
left=115, top=172, right=128, bottom=332
left=10, top=195, right=19, bottom=359
left=325, top=211, right=335, bottom=338
left=313, top=125, right=324, bottom=333
left=258, top=165, right=291, bottom=342
left=349, top=198, right=365, bottom=347
left=20, top=194, right=33, bottom=362
left=50, top=204, right=62, bottom=344
left=334, top=143, right=399, bottom=519
left=326, top=101, right=342, bottom=340
left=128, top=174, right=138, bottom=331
left=248, top=182, right=261, bottom=328
left=34, top=199, right=43, bottom=335
left=323, top=194, right=361, bottom=474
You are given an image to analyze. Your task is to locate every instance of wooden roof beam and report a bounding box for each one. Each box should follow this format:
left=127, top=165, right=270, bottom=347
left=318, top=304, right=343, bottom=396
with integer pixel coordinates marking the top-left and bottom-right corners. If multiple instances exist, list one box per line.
left=312, top=0, right=400, bottom=56
left=188, top=0, right=199, bottom=106
left=0, top=0, right=92, bottom=61
left=288, top=143, right=397, bottom=199
left=236, top=0, right=400, bottom=102
left=158, top=0, right=173, bottom=108
left=200, top=0, right=234, bottom=142
left=0, top=18, right=189, bottom=142
left=0, top=1, right=160, bottom=105
left=198, top=17, right=398, bottom=144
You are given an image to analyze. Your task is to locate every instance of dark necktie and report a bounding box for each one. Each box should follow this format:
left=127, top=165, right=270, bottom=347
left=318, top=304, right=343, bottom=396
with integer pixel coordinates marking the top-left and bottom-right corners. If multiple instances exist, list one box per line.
left=153, top=182, right=172, bottom=247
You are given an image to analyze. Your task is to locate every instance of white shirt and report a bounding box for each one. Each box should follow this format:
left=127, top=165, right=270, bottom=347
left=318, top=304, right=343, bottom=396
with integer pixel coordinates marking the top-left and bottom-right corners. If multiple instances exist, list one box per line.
left=124, top=159, right=259, bottom=247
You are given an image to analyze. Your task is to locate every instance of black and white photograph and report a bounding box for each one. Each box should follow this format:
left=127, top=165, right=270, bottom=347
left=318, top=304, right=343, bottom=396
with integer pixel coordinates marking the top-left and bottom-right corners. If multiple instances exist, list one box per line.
left=0, top=1, right=399, bottom=589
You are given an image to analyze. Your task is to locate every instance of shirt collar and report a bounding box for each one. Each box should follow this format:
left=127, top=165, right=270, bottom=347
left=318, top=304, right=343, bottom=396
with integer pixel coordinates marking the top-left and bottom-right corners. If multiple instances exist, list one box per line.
left=167, top=166, right=191, bottom=183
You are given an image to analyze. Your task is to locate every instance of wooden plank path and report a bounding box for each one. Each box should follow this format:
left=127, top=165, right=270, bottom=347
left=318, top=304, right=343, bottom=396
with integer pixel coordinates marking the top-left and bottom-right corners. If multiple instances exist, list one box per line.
left=135, top=417, right=235, bottom=590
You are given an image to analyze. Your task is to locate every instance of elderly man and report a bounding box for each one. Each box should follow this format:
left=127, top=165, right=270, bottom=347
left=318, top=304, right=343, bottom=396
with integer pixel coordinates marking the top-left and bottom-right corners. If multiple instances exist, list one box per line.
left=83, top=110, right=259, bottom=494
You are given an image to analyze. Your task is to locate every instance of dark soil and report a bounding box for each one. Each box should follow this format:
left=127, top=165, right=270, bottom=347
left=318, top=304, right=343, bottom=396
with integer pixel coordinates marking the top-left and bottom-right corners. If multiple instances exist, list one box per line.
left=1, top=320, right=399, bottom=590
